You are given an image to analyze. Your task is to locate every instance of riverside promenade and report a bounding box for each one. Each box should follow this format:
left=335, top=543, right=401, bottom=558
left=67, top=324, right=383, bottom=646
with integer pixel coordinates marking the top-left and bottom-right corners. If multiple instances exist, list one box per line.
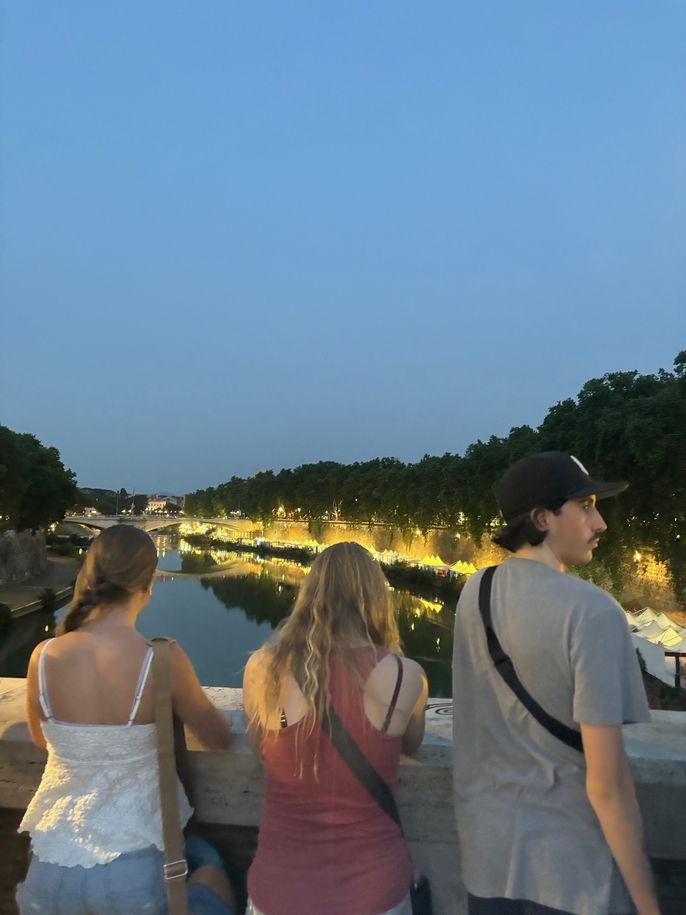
left=1, top=681, right=685, bottom=914
left=0, top=557, right=77, bottom=618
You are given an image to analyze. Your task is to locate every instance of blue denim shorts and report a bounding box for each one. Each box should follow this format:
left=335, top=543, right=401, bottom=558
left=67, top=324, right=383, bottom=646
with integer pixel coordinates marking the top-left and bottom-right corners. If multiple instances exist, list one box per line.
left=17, top=837, right=231, bottom=915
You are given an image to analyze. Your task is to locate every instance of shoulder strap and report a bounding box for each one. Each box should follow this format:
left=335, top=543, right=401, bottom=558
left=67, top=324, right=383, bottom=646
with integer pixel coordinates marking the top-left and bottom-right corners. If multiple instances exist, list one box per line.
left=324, top=704, right=402, bottom=830
left=291, top=667, right=402, bottom=831
left=37, top=639, right=55, bottom=720
left=381, top=654, right=404, bottom=733
left=127, top=646, right=154, bottom=726
left=149, top=637, right=189, bottom=915
left=478, top=566, right=583, bottom=754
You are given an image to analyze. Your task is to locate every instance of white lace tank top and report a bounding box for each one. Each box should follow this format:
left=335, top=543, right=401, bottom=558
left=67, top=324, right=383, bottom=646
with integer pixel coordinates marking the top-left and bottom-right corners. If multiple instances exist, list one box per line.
left=19, top=640, right=193, bottom=868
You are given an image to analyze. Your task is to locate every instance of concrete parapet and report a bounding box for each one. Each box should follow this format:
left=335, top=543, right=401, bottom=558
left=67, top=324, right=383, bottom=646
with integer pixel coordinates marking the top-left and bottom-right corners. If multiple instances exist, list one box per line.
left=1, top=681, right=685, bottom=914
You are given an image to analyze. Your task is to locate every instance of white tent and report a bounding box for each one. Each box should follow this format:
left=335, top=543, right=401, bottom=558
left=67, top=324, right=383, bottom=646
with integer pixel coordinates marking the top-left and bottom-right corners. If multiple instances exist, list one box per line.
left=635, top=622, right=665, bottom=641
left=632, top=636, right=673, bottom=686
left=624, top=611, right=640, bottom=630
left=657, top=627, right=686, bottom=648
left=634, top=608, right=658, bottom=625
left=655, top=612, right=676, bottom=631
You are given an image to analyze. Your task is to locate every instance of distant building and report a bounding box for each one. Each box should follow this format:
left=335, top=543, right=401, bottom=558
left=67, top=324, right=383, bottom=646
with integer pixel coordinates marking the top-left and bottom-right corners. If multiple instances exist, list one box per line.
left=146, top=493, right=185, bottom=512
left=146, top=498, right=168, bottom=513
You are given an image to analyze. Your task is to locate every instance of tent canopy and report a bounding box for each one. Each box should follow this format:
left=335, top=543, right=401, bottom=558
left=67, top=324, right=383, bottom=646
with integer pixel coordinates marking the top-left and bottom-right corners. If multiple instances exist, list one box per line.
left=635, top=608, right=658, bottom=624
left=635, top=622, right=665, bottom=641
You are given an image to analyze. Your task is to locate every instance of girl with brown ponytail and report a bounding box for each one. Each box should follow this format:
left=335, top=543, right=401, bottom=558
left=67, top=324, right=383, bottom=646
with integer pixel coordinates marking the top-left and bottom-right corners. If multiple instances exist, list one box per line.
left=17, top=524, right=235, bottom=915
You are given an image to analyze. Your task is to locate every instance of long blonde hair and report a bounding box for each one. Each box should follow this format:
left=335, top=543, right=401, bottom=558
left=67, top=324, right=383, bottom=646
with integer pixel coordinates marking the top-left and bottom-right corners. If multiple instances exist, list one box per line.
left=59, top=525, right=157, bottom=634
left=258, top=542, right=401, bottom=738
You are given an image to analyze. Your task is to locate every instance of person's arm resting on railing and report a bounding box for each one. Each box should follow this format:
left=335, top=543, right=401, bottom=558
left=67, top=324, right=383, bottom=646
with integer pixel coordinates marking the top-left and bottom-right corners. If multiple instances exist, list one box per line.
left=171, top=643, right=231, bottom=750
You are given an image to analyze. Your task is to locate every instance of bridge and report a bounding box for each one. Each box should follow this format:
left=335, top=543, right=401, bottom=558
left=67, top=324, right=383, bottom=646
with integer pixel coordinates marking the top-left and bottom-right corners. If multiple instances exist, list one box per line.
left=63, top=515, right=259, bottom=535
left=1, top=681, right=685, bottom=913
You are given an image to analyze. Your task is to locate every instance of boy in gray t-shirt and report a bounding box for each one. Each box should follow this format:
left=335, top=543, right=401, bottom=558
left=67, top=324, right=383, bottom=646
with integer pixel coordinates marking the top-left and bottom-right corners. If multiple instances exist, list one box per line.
left=453, top=452, right=657, bottom=915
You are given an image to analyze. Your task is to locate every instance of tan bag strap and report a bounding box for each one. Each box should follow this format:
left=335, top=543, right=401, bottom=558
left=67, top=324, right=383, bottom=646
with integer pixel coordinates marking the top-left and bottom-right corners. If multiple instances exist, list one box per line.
left=150, top=637, right=189, bottom=915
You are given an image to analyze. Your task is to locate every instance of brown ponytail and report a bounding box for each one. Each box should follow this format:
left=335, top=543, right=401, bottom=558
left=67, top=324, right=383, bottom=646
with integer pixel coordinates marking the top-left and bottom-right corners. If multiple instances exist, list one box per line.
left=58, top=525, right=157, bottom=634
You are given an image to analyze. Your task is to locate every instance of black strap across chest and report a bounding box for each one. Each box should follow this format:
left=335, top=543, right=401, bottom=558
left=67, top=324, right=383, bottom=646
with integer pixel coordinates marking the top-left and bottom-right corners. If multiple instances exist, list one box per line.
left=478, top=565, right=583, bottom=754
left=290, top=654, right=405, bottom=830
left=319, top=700, right=402, bottom=829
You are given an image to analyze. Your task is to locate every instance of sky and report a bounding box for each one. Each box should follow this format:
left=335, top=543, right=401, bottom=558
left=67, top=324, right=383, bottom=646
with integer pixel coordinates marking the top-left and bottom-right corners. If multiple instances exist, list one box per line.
left=2, top=1, right=685, bottom=495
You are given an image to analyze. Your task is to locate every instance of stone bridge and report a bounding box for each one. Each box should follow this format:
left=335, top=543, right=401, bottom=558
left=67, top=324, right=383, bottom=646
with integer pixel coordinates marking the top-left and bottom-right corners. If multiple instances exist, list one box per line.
left=1, top=681, right=685, bottom=914
left=64, top=515, right=259, bottom=535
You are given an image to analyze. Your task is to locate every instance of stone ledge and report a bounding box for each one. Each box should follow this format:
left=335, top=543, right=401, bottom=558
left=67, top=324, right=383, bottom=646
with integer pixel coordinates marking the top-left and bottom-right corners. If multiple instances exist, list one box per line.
left=2, top=680, right=686, bottom=914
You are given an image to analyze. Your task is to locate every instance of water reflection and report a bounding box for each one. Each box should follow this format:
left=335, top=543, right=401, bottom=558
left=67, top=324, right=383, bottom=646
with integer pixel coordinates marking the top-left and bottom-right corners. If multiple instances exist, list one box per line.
left=191, top=549, right=455, bottom=696
left=201, top=572, right=295, bottom=628
left=0, top=535, right=455, bottom=697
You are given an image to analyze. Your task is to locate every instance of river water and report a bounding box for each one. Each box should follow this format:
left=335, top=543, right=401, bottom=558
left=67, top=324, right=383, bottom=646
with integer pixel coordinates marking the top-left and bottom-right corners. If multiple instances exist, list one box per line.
left=0, top=533, right=455, bottom=696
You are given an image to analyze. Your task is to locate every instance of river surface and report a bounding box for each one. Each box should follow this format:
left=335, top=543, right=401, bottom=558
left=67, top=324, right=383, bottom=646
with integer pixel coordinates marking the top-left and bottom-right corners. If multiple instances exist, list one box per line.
left=0, top=534, right=455, bottom=696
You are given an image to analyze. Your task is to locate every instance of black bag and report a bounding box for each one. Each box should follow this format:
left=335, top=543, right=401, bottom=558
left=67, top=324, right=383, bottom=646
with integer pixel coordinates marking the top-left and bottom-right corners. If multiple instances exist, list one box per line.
left=410, top=873, right=433, bottom=915
left=315, top=688, right=433, bottom=915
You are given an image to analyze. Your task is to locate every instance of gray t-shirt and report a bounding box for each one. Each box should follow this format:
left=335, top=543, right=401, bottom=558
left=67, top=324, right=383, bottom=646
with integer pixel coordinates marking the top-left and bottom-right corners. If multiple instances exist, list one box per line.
left=452, top=558, right=651, bottom=915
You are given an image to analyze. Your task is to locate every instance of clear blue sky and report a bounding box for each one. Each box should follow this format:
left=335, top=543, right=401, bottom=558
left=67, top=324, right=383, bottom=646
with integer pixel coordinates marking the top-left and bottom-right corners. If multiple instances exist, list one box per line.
left=2, top=2, right=684, bottom=494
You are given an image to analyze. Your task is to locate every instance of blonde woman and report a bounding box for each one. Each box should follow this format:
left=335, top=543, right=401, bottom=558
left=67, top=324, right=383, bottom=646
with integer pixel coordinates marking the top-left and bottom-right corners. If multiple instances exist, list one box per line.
left=18, top=524, right=234, bottom=915
left=243, top=541, right=428, bottom=915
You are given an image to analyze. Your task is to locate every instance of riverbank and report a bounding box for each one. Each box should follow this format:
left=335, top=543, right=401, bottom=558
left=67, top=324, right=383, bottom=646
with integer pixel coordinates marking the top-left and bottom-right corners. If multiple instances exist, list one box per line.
left=0, top=558, right=78, bottom=618
left=181, top=533, right=467, bottom=604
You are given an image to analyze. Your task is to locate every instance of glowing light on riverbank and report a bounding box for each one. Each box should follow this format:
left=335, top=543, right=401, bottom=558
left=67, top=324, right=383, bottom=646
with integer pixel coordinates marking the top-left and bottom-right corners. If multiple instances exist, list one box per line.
left=417, top=597, right=444, bottom=615
left=178, top=522, right=212, bottom=536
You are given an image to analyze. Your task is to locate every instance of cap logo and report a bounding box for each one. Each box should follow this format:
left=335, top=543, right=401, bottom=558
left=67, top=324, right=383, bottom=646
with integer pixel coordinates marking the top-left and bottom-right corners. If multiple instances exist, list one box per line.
left=570, top=455, right=589, bottom=475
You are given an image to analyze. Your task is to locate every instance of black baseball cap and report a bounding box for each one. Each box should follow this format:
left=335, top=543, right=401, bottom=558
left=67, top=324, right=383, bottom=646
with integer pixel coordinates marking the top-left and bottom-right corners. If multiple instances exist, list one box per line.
left=494, top=452, right=628, bottom=523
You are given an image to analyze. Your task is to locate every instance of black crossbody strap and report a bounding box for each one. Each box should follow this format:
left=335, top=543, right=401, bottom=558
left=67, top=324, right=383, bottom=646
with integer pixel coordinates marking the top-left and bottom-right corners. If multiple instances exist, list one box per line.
left=479, top=566, right=583, bottom=754
left=291, top=664, right=402, bottom=831
left=320, top=704, right=402, bottom=830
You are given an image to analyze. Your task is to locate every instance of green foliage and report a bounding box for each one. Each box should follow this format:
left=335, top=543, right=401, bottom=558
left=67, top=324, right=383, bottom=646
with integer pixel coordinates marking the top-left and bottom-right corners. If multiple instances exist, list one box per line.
left=185, top=352, right=686, bottom=599
left=132, top=494, right=149, bottom=515
left=0, top=426, right=77, bottom=531
left=71, top=488, right=122, bottom=515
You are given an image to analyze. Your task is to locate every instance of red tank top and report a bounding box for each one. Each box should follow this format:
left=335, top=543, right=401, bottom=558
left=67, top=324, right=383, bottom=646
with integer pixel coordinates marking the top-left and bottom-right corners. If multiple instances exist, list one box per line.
left=247, top=647, right=412, bottom=915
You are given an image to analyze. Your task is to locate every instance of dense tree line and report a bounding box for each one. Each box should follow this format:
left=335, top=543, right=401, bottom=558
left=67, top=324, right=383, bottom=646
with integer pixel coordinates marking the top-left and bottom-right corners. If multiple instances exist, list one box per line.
left=0, top=426, right=77, bottom=531
left=73, top=488, right=151, bottom=515
left=186, top=353, right=686, bottom=596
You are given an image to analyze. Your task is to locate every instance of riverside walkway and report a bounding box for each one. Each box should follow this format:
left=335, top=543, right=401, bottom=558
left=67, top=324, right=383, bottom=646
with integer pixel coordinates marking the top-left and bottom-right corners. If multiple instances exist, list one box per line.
left=0, top=558, right=77, bottom=618
left=1, top=681, right=685, bottom=914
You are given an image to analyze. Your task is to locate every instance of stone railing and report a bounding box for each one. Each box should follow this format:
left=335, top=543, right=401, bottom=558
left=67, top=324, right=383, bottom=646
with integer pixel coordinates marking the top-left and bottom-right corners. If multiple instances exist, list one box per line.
left=1, top=680, right=685, bottom=914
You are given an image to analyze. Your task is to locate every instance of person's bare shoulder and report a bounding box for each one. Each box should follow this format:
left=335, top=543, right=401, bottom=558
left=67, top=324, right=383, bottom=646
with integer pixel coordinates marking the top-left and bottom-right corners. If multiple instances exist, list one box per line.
left=399, top=655, right=425, bottom=679
left=30, top=637, right=54, bottom=658
left=367, top=653, right=426, bottom=707
left=243, top=646, right=274, bottom=688
left=400, top=656, right=428, bottom=701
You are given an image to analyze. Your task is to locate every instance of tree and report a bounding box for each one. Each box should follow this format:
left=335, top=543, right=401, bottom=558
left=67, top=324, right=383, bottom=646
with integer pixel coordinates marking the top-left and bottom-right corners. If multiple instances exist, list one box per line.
left=132, top=494, right=148, bottom=515
left=182, top=352, right=686, bottom=596
left=0, top=426, right=77, bottom=531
